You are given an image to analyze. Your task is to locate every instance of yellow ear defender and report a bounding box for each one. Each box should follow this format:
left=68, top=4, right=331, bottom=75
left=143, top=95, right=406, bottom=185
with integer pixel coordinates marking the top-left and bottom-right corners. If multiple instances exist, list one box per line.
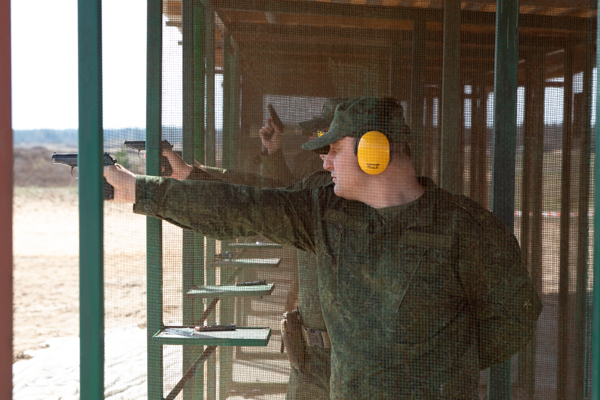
left=355, top=130, right=390, bottom=175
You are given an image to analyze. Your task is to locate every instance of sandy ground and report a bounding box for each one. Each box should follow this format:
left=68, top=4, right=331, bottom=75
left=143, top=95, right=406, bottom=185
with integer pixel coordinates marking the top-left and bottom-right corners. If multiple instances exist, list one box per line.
left=13, top=186, right=148, bottom=361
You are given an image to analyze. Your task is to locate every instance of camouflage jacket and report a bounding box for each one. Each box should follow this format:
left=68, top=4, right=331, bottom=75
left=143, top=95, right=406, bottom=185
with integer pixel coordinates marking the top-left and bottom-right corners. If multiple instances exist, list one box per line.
left=134, top=176, right=542, bottom=399
left=258, top=147, right=324, bottom=185
left=188, top=166, right=331, bottom=329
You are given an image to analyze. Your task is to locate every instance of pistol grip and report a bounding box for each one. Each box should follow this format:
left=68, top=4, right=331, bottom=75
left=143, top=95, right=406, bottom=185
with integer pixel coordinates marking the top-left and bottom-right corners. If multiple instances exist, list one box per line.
left=162, top=155, right=173, bottom=176
left=103, top=178, right=114, bottom=200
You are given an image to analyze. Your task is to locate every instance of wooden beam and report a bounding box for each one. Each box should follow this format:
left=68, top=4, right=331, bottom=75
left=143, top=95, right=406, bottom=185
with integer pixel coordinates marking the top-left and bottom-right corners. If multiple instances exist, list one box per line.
left=212, top=0, right=595, bottom=31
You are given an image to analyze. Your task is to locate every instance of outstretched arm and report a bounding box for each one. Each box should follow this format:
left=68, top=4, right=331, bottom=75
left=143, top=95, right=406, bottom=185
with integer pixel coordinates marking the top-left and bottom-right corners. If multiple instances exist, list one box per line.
left=104, top=164, right=319, bottom=252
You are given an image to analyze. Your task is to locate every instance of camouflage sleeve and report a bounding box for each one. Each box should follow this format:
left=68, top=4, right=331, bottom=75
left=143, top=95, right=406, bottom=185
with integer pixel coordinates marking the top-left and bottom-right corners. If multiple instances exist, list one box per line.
left=259, top=148, right=296, bottom=184
left=188, top=165, right=288, bottom=188
left=133, top=175, right=318, bottom=252
left=457, top=215, right=542, bottom=370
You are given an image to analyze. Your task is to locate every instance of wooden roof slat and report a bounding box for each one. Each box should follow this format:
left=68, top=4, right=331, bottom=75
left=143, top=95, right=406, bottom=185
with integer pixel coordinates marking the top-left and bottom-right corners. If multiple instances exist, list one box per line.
left=211, top=0, right=595, bottom=32
left=229, top=20, right=577, bottom=51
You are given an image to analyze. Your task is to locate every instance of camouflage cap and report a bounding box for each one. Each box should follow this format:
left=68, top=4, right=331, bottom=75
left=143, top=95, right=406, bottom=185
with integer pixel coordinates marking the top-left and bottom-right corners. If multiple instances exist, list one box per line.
left=302, top=97, right=407, bottom=154
left=298, top=97, right=351, bottom=133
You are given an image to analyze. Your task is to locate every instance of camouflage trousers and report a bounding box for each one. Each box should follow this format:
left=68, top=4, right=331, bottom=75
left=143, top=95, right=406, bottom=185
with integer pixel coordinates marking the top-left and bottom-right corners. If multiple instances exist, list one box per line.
left=286, top=346, right=331, bottom=400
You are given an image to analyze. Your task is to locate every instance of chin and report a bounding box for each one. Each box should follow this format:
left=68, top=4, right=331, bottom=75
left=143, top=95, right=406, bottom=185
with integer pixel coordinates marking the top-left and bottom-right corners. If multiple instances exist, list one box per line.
left=333, top=185, right=342, bottom=197
left=333, top=185, right=354, bottom=201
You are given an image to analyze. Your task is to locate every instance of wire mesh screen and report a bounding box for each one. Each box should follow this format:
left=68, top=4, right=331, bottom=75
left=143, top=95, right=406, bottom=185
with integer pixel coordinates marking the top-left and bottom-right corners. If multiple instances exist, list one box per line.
left=105, top=1, right=599, bottom=399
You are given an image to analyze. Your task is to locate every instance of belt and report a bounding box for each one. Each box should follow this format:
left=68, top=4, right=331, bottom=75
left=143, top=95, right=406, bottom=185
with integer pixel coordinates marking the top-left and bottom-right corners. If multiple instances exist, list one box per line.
left=302, top=327, right=331, bottom=349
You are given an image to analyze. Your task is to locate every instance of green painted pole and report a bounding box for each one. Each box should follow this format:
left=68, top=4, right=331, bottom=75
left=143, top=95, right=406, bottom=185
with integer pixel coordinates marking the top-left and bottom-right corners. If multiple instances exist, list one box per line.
left=592, top=1, right=600, bottom=398
left=204, top=7, right=217, bottom=398
left=469, top=72, right=488, bottom=207
left=411, top=19, right=426, bottom=176
left=573, top=31, right=593, bottom=400
left=205, top=5, right=215, bottom=167
left=193, top=1, right=207, bottom=398
left=439, top=0, right=461, bottom=194
left=529, top=47, right=545, bottom=398
left=232, top=41, right=240, bottom=166
left=557, top=46, right=574, bottom=400
left=146, top=0, right=163, bottom=398
left=223, top=32, right=232, bottom=169
left=0, top=0, right=12, bottom=396
left=518, top=51, right=536, bottom=397
left=78, top=0, right=104, bottom=398
left=488, top=1, right=519, bottom=398
left=182, top=1, right=204, bottom=398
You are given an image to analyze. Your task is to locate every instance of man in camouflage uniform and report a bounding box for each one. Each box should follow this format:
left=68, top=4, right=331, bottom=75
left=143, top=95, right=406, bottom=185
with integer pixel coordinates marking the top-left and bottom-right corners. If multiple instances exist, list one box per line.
left=107, top=97, right=542, bottom=399
left=176, top=97, right=348, bottom=188
left=163, top=98, right=352, bottom=400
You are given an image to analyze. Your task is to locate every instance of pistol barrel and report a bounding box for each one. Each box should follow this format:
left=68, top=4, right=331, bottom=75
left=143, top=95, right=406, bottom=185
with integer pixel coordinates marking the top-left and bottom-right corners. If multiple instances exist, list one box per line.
left=51, top=153, right=78, bottom=168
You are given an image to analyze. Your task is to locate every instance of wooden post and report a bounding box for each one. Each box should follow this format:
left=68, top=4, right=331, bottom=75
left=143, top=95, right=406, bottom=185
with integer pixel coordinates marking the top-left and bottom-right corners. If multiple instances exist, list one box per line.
left=0, top=0, right=12, bottom=397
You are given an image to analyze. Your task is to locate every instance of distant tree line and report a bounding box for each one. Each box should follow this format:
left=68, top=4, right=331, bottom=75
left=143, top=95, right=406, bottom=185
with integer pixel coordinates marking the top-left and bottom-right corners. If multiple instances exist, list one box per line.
left=13, top=127, right=147, bottom=147
left=14, top=124, right=594, bottom=153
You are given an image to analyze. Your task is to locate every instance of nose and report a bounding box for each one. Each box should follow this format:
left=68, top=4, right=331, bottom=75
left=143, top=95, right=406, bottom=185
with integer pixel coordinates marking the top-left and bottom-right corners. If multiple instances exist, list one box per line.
left=323, top=153, right=333, bottom=171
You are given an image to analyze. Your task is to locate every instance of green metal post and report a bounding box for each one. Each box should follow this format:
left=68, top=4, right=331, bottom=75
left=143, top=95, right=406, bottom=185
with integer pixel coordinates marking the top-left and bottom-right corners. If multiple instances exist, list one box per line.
left=557, top=46, right=574, bottom=400
left=195, top=0, right=208, bottom=397
left=592, top=1, right=600, bottom=398
left=424, top=94, right=434, bottom=179
left=410, top=19, right=426, bottom=176
left=389, top=33, right=402, bottom=101
left=78, top=0, right=104, bottom=398
left=528, top=48, right=545, bottom=400
left=439, top=0, right=461, bottom=194
left=232, top=42, right=241, bottom=164
left=488, top=1, right=519, bottom=398
left=204, top=7, right=217, bottom=399
left=469, top=72, right=488, bottom=207
left=518, top=51, right=537, bottom=397
left=205, top=5, right=215, bottom=167
left=574, top=31, right=593, bottom=400
left=222, top=33, right=241, bottom=170
left=146, top=0, right=163, bottom=398
left=182, top=1, right=205, bottom=398
left=223, top=32, right=232, bottom=168
left=219, top=30, right=239, bottom=399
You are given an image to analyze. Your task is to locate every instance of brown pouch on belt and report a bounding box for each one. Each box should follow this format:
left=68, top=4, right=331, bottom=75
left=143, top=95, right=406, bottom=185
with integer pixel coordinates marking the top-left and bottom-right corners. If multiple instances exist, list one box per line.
left=280, top=310, right=307, bottom=372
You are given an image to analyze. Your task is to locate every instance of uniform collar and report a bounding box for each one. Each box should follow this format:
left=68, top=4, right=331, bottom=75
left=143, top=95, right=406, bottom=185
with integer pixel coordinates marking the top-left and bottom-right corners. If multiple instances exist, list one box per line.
left=402, top=177, right=439, bottom=229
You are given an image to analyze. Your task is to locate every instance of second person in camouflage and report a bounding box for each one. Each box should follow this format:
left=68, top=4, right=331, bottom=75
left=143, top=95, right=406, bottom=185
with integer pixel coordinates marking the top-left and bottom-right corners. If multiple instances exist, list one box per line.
left=162, top=98, right=352, bottom=400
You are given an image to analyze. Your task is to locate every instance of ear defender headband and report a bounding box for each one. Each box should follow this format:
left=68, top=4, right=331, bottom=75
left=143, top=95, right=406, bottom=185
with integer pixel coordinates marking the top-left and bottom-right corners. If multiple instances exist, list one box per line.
left=354, top=126, right=391, bottom=175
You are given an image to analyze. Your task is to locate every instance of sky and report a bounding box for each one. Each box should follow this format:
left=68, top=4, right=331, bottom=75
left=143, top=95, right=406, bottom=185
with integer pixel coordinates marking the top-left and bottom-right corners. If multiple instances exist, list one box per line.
left=10, top=0, right=596, bottom=131
left=11, top=0, right=148, bottom=130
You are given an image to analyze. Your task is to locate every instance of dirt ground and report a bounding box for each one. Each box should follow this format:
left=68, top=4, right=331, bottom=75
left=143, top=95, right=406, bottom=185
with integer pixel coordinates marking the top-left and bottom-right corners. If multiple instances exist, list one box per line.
left=13, top=146, right=148, bottom=361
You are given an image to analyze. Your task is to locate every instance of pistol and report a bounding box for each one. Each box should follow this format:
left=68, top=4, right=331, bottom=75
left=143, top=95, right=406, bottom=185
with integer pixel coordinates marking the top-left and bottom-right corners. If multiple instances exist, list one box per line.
left=236, top=280, right=266, bottom=286
left=195, top=324, right=236, bottom=332
left=123, top=140, right=174, bottom=176
left=51, top=152, right=117, bottom=200
left=265, top=104, right=284, bottom=140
